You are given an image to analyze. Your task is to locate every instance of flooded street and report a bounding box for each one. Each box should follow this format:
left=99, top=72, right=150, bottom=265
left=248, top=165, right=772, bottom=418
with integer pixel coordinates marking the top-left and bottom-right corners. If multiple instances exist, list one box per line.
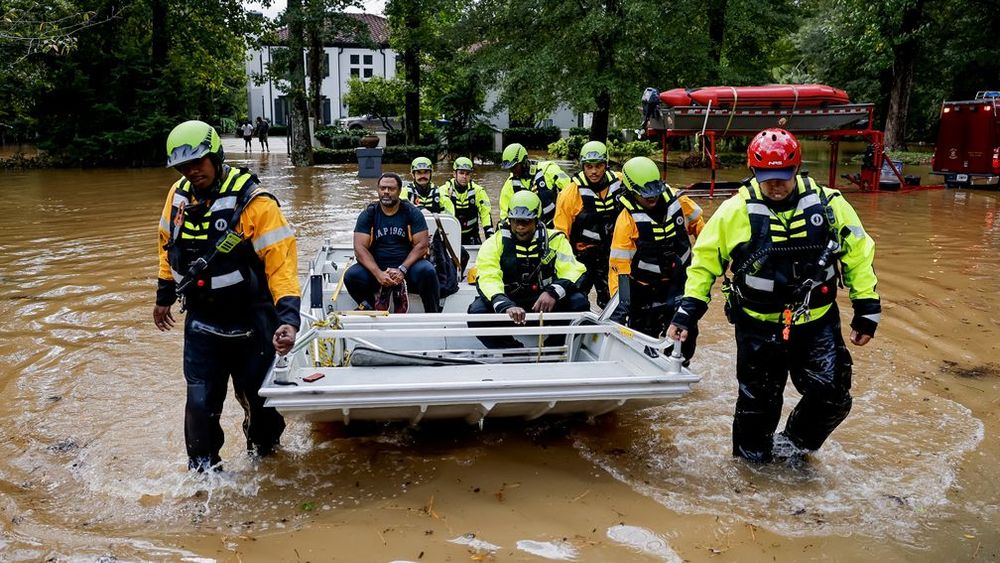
left=0, top=142, right=997, bottom=561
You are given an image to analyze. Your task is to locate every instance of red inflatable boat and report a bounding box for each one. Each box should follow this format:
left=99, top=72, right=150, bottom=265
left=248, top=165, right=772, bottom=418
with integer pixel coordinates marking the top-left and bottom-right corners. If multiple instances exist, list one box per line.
left=658, top=85, right=850, bottom=108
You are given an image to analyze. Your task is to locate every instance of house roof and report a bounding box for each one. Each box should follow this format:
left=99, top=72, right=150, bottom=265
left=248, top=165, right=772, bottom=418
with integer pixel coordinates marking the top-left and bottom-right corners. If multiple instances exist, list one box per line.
left=275, top=13, right=390, bottom=47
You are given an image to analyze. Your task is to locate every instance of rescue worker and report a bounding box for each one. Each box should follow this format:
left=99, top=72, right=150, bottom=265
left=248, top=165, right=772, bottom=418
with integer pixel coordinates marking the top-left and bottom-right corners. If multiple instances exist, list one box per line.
left=345, top=172, right=441, bottom=313
left=608, top=156, right=704, bottom=360
left=554, top=140, right=624, bottom=308
left=497, top=143, right=560, bottom=227
left=401, top=156, right=455, bottom=216
left=468, top=190, right=588, bottom=349
left=441, top=157, right=495, bottom=246
left=153, top=120, right=299, bottom=472
left=667, top=128, right=880, bottom=464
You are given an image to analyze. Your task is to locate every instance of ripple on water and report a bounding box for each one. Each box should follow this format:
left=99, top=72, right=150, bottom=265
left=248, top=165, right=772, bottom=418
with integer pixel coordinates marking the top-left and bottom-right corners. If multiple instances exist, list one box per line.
left=575, top=343, right=985, bottom=547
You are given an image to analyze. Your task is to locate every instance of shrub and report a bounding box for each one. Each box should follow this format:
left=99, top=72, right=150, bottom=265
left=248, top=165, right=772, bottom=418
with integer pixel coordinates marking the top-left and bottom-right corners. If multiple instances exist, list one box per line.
left=313, top=145, right=441, bottom=165
left=268, top=125, right=287, bottom=136
left=547, top=135, right=588, bottom=160
left=502, top=126, right=561, bottom=149
left=315, top=126, right=370, bottom=149
left=608, top=139, right=658, bottom=162
left=569, top=127, right=590, bottom=137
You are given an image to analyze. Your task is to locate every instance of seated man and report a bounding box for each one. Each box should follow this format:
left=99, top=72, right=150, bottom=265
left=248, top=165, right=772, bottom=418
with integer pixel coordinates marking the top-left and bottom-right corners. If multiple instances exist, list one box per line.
left=468, top=191, right=589, bottom=348
left=345, top=172, right=441, bottom=313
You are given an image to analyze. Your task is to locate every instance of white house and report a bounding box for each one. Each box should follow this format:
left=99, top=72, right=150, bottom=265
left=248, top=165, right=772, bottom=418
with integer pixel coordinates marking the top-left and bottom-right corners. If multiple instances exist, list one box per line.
left=245, top=13, right=396, bottom=126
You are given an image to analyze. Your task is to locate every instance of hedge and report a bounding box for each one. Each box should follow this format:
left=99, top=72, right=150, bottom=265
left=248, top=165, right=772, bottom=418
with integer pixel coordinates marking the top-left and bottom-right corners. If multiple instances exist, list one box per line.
left=502, top=126, right=561, bottom=149
left=313, top=144, right=441, bottom=165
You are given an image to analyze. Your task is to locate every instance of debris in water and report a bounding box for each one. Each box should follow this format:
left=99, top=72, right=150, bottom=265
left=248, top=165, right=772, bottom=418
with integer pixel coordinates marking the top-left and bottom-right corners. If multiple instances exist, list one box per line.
left=606, top=524, right=683, bottom=562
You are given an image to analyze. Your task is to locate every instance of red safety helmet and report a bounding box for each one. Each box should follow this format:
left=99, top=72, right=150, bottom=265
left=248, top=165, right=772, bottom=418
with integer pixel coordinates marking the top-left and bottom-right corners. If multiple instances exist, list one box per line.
left=747, top=128, right=801, bottom=181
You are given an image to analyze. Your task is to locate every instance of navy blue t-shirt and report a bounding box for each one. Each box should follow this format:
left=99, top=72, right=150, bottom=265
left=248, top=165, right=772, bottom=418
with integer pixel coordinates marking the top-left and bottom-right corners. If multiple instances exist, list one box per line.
left=354, top=200, right=428, bottom=269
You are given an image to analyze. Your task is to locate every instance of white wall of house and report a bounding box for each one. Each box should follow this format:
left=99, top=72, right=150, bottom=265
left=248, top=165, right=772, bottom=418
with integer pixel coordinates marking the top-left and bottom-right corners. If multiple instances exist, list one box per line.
left=483, top=89, right=586, bottom=132
left=245, top=45, right=397, bottom=126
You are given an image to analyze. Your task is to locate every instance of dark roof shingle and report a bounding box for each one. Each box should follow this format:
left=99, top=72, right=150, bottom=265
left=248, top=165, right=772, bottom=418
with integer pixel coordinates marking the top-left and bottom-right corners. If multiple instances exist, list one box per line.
left=275, top=13, right=389, bottom=47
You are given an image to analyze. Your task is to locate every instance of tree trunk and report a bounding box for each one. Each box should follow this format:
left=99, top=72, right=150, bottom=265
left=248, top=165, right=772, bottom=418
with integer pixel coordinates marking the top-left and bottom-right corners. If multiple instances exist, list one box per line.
left=589, top=0, right=620, bottom=142
left=883, top=0, right=926, bottom=151
left=706, top=0, right=728, bottom=82
left=286, top=0, right=314, bottom=166
left=403, top=8, right=421, bottom=145
left=307, top=26, right=323, bottom=127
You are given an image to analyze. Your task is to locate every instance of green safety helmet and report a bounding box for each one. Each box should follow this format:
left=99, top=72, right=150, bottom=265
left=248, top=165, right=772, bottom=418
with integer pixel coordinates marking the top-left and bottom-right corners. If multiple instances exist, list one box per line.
left=621, top=156, right=666, bottom=198
left=165, top=120, right=224, bottom=168
left=411, top=156, right=433, bottom=172
left=579, top=140, right=608, bottom=164
left=500, top=143, right=528, bottom=169
left=453, top=157, right=474, bottom=171
left=507, top=190, right=542, bottom=220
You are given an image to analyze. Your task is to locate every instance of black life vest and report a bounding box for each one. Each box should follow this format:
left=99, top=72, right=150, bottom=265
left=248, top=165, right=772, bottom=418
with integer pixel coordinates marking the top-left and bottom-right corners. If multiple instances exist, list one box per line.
left=166, top=166, right=275, bottom=314
left=497, top=224, right=561, bottom=300
left=402, top=182, right=447, bottom=213
left=509, top=162, right=557, bottom=225
left=729, top=175, right=840, bottom=315
left=570, top=170, right=623, bottom=248
left=621, top=189, right=692, bottom=286
left=443, top=178, right=485, bottom=233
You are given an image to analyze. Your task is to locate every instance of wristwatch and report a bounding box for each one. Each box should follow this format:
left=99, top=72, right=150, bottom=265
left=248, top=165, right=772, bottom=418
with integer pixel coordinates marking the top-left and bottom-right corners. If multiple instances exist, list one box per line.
left=398, top=264, right=408, bottom=275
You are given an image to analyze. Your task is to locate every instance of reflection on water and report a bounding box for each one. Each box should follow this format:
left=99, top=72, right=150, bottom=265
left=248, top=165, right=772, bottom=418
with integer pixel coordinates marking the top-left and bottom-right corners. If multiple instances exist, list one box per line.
left=0, top=151, right=998, bottom=560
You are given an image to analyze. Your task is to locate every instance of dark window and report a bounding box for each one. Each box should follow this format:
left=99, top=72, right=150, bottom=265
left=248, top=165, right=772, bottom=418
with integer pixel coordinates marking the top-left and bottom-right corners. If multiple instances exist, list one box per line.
left=363, top=54, right=372, bottom=65
left=363, top=68, right=373, bottom=78
left=350, top=68, right=360, bottom=77
left=350, top=54, right=359, bottom=64
left=323, top=53, right=330, bottom=78
left=275, top=96, right=288, bottom=126
left=322, top=98, right=332, bottom=125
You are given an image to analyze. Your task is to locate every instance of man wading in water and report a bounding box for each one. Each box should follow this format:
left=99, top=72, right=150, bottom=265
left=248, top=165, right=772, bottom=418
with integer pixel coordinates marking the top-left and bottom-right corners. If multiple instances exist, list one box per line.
left=153, top=120, right=300, bottom=471
left=668, top=128, right=880, bottom=465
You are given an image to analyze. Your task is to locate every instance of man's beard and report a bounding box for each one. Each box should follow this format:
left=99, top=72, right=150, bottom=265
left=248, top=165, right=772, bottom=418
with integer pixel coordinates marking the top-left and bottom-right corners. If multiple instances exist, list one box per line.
left=380, top=195, right=399, bottom=207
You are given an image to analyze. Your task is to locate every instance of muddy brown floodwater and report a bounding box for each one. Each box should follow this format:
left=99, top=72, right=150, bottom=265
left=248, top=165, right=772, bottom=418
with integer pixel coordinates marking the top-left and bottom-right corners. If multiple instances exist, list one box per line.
left=0, top=141, right=997, bottom=561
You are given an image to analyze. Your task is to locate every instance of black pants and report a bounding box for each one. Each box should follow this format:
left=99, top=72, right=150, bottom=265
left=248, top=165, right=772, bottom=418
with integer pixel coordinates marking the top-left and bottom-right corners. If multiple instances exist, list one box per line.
left=629, top=282, right=697, bottom=361
left=576, top=247, right=611, bottom=309
left=731, top=307, right=853, bottom=463
left=182, top=310, right=285, bottom=470
left=344, top=259, right=440, bottom=312
left=467, top=291, right=590, bottom=348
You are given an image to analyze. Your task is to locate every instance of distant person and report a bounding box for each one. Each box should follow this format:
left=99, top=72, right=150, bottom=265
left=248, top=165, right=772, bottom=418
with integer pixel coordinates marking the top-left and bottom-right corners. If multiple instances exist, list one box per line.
left=441, top=157, right=494, bottom=246
left=154, top=120, right=299, bottom=472
left=401, top=157, right=455, bottom=215
left=345, top=172, right=441, bottom=313
left=255, top=116, right=270, bottom=153
left=468, top=190, right=588, bottom=349
left=554, top=140, right=624, bottom=309
left=240, top=121, right=254, bottom=152
left=607, top=156, right=704, bottom=360
left=497, top=143, right=560, bottom=228
left=667, top=128, right=880, bottom=464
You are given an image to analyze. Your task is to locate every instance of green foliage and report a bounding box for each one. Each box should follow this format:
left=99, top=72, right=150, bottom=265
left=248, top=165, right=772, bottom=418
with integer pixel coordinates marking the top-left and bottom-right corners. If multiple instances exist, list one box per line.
left=502, top=127, right=561, bottom=149
left=569, top=127, right=591, bottom=137
left=547, top=136, right=587, bottom=160
left=313, top=144, right=441, bottom=164
left=315, top=125, right=368, bottom=149
left=343, top=76, right=406, bottom=130
left=607, top=139, right=658, bottom=161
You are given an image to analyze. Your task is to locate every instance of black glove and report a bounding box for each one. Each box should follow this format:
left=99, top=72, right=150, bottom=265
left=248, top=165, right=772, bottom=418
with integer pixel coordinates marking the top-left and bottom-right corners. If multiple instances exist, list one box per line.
left=850, top=298, right=880, bottom=336
left=484, top=225, right=496, bottom=238
left=609, top=275, right=631, bottom=324
left=670, top=296, right=708, bottom=332
left=156, top=278, right=177, bottom=307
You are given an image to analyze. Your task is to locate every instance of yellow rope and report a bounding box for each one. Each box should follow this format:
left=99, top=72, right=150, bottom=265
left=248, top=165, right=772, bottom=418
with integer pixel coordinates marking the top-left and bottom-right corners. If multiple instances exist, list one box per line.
left=536, top=311, right=544, bottom=363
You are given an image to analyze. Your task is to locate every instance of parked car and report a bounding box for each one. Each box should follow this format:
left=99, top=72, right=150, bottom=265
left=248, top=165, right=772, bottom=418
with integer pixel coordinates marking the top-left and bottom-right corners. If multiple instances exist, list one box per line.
left=339, top=114, right=401, bottom=131
left=931, top=91, right=1000, bottom=188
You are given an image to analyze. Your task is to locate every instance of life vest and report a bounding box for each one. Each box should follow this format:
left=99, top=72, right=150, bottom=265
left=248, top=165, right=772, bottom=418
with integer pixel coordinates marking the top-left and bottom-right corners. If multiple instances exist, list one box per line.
left=166, top=166, right=274, bottom=314
left=497, top=224, right=561, bottom=300
left=443, top=178, right=484, bottom=234
left=570, top=170, right=623, bottom=249
left=509, top=163, right=557, bottom=225
left=728, top=175, right=840, bottom=315
left=401, top=182, right=447, bottom=213
left=621, top=189, right=692, bottom=286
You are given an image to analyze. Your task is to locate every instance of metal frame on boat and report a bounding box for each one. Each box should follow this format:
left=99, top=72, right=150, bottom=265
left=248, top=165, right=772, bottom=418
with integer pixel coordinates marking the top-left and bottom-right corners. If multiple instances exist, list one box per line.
left=260, top=213, right=700, bottom=425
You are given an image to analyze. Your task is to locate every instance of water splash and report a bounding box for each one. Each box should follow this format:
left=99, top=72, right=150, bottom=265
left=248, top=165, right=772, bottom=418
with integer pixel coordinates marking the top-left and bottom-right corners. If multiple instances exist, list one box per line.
left=605, top=524, right=682, bottom=562
left=516, top=539, right=579, bottom=560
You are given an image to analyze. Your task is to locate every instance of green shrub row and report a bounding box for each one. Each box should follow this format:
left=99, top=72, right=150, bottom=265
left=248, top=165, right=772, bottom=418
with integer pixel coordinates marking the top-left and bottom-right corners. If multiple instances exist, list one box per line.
left=502, top=126, right=561, bottom=149
left=314, top=145, right=441, bottom=165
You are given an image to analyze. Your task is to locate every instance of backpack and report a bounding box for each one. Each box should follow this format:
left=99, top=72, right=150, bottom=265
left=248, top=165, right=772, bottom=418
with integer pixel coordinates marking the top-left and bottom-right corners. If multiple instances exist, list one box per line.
left=429, top=229, right=459, bottom=297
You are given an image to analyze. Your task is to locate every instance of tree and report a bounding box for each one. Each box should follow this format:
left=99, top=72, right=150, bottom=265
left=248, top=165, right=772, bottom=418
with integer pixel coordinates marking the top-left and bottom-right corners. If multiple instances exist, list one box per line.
left=281, top=0, right=314, bottom=165
left=343, top=76, right=405, bottom=129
